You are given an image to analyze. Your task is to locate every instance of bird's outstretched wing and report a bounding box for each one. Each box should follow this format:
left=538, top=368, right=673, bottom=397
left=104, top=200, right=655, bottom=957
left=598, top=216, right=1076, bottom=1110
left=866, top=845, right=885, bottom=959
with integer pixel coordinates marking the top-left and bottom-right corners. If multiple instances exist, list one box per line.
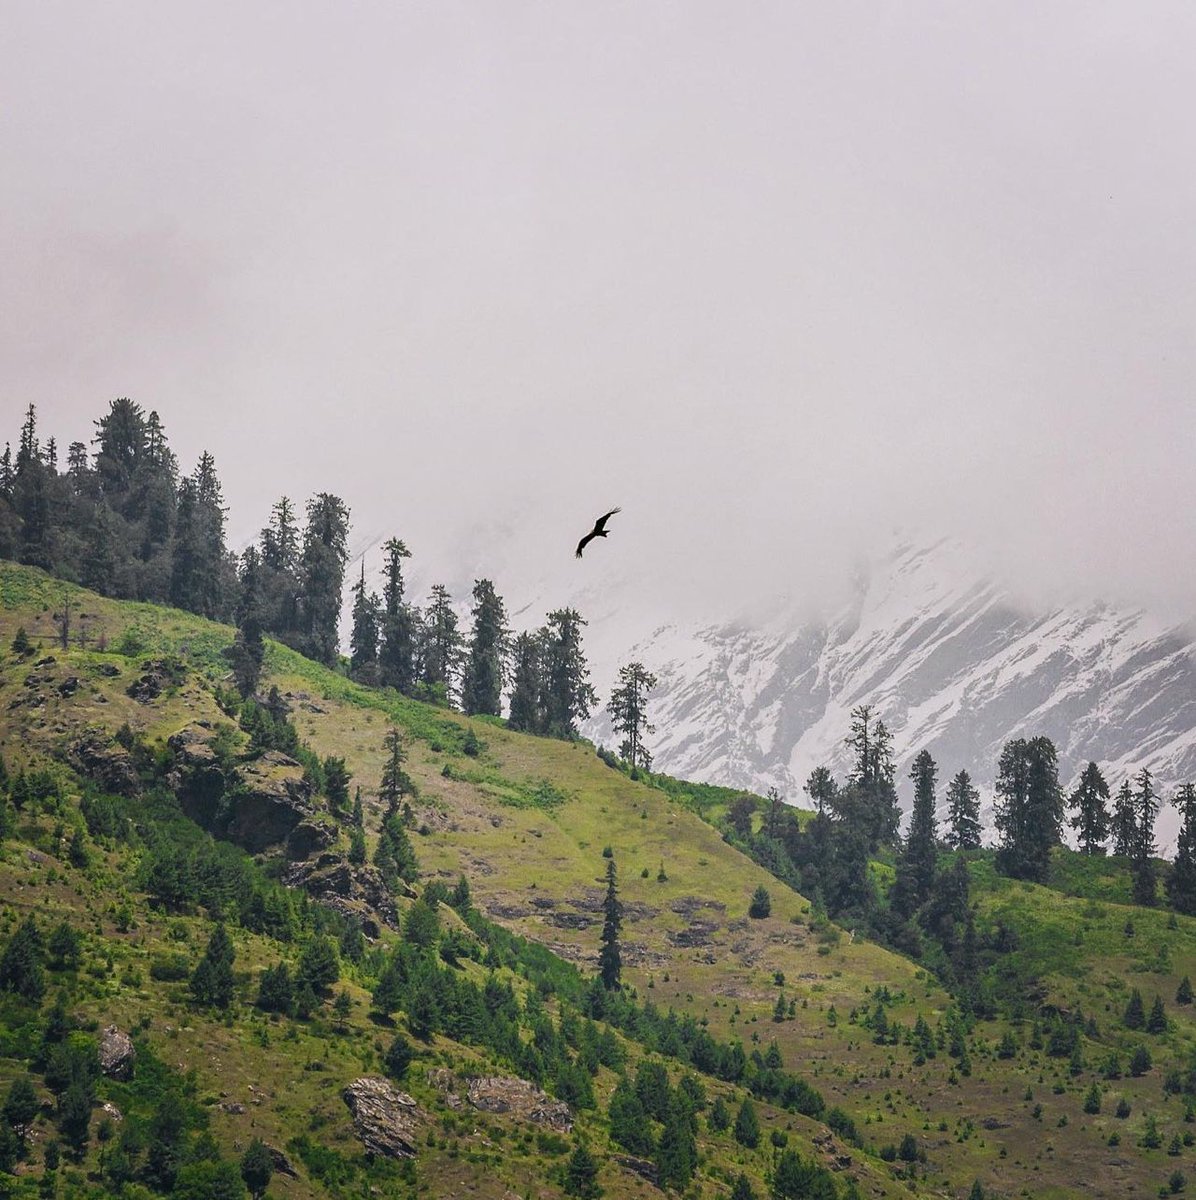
left=593, top=507, right=621, bottom=533
left=575, top=532, right=595, bottom=558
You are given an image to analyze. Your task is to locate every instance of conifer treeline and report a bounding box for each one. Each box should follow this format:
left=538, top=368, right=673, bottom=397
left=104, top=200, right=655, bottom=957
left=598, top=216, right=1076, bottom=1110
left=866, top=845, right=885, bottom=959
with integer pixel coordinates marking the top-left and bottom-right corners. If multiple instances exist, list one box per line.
left=0, top=400, right=598, bottom=732
left=723, top=705, right=1196, bottom=991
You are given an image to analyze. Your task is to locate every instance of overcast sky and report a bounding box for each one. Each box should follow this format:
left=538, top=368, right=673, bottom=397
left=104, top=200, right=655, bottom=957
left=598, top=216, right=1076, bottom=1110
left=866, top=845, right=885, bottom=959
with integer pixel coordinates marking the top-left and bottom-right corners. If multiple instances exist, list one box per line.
left=4, top=3, right=1195, bottom=627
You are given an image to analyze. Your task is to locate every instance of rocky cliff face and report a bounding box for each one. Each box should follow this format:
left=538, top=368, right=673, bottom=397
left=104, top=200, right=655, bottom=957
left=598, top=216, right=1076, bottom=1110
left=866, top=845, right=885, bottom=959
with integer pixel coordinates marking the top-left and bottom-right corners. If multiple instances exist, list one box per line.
left=584, top=540, right=1196, bottom=848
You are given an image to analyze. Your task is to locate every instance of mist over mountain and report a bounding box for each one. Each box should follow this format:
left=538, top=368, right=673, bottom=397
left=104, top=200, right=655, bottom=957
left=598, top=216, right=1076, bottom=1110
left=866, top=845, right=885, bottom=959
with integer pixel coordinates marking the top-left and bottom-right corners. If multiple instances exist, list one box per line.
left=580, top=538, right=1196, bottom=851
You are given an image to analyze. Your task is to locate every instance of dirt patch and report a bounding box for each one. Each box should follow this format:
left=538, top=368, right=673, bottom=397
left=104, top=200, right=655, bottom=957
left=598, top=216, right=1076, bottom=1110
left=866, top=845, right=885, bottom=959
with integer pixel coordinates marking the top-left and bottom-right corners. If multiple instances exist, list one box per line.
left=668, top=920, right=720, bottom=948
left=546, top=911, right=593, bottom=930
left=671, top=896, right=727, bottom=917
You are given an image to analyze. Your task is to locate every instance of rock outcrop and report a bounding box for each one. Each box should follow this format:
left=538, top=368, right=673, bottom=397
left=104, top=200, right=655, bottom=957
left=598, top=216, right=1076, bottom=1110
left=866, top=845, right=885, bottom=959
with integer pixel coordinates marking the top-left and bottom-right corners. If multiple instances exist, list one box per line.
left=286, top=818, right=338, bottom=860
left=166, top=726, right=316, bottom=852
left=167, top=724, right=220, bottom=768
left=98, top=1025, right=136, bottom=1080
left=342, top=1077, right=421, bottom=1158
left=126, top=657, right=184, bottom=703
left=67, top=732, right=141, bottom=796
left=466, top=1077, right=573, bottom=1132
left=283, top=853, right=397, bottom=932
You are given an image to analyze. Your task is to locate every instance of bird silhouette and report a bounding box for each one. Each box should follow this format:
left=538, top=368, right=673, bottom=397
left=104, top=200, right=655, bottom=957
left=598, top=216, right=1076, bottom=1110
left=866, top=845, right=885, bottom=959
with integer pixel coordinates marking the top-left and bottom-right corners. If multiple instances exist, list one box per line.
left=575, top=508, right=621, bottom=558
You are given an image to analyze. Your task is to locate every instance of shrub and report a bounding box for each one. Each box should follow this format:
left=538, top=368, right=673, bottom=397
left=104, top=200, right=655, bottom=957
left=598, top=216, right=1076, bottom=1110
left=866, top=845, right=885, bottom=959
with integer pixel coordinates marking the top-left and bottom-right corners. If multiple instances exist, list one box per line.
left=149, top=954, right=192, bottom=982
left=748, top=886, right=771, bottom=919
left=383, top=1035, right=414, bottom=1081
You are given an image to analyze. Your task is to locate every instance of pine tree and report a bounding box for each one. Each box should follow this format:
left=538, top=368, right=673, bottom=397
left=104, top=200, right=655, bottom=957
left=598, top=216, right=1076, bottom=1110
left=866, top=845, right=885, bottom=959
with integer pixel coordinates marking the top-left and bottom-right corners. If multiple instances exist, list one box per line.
left=80, top=504, right=121, bottom=596
left=608, top=662, right=658, bottom=771
left=378, top=538, right=417, bottom=693
left=228, top=546, right=266, bottom=698
left=58, top=1079, right=92, bottom=1158
left=733, top=1097, right=760, bottom=1148
left=259, top=495, right=301, bottom=639
left=383, top=1034, right=414, bottom=1080
left=945, top=769, right=982, bottom=850
left=1147, top=995, right=1168, bottom=1034
left=1169, top=785, right=1196, bottom=916
left=240, top=1138, right=274, bottom=1199
left=994, top=736, right=1062, bottom=883
left=3, top=1075, right=38, bottom=1136
left=297, top=937, right=340, bottom=996
left=563, top=1142, right=602, bottom=1198
left=804, top=766, right=837, bottom=816
left=92, top=398, right=146, bottom=510
left=608, top=1077, right=654, bottom=1154
left=1132, top=767, right=1159, bottom=906
left=172, top=452, right=229, bottom=618
left=349, top=822, right=367, bottom=866
left=12, top=418, right=53, bottom=569
left=1124, top=988, right=1146, bottom=1030
left=348, top=789, right=367, bottom=864
left=895, top=749, right=938, bottom=914
left=324, top=756, right=351, bottom=813
left=541, top=609, right=597, bottom=739
left=748, top=885, right=771, bottom=918
left=190, top=924, right=235, bottom=1009
left=506, top=631, right=544, bottom=733
left=0, top=443, right=14, bottom=499
left=843, top=706, right=900, bottom=848
left=655, top=1088, right=697, bottom=1191
left=138, top=411, right=178, bottom=556
left=1112, top=780, right=1137, bottom=857
left=374, top=811, right=418, bottom=889
left=0, top=915, right=45, bottom=1002
left=1129, top=1044, right=1152, bottom=1076
left=599, top=858, right=622, bottom=990
left=256, top=962, right=294, bottom=1014
left=1070, top=761, right=1110, bottom=855
left=730, top=1174, right=757, bottom=1200
left=461, top=579, right=510, bottom=716
left=349, top=562, right=382, bottom=685
left=378, top=728, right=412, bottom=813
left=773, top=1149, right=835, bottom=1200
left=298, top=493, right=351, bottom=664
left=420, top=584, right=463, bottom=704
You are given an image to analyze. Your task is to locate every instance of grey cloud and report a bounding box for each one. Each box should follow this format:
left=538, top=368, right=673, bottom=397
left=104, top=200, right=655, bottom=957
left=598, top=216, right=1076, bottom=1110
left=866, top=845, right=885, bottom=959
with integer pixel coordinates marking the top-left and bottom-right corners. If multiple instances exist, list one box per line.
left=3, top=3, right=1194, bottom=628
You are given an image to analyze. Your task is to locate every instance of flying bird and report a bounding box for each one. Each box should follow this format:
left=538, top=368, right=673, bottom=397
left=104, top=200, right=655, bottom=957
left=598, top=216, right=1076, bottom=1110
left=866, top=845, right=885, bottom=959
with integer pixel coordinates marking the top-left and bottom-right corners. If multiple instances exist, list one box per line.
left=575, top=508, right=621, bottom=559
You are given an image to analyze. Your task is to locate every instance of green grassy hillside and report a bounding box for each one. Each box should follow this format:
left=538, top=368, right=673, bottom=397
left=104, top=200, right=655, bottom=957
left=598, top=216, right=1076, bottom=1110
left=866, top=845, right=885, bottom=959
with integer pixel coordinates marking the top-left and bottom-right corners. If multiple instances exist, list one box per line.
left=1, top=563, right=1194, bottom=1200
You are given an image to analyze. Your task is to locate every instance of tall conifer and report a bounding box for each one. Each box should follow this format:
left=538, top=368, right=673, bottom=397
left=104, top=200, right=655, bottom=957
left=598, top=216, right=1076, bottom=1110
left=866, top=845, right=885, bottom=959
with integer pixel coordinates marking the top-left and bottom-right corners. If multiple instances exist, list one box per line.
left=507, top=632, right=544, bottom=733
left=1167, top=784, right=1196, bottom=916
left=461, top=579, right=509, bottom=716
left=994, top=736, right=1062, bottom=883
left=298, top=493, right=350, bottom=665
left=378, top=538, right=417, bottom=693
left=945, top=769, right=982, bottom=850
left=599, top=858, right=622, bottom=990
left=349, top=562, right=382, bottom=685
left=1131, top=767, right=1159, bottom=906
left=608, top=662, right=658, bottom=770
left=894, top=750, right=938, bottom=914
left=1070, top=762, right=1110, bottom=856
left=1112, top=779, right=1138, bottom=857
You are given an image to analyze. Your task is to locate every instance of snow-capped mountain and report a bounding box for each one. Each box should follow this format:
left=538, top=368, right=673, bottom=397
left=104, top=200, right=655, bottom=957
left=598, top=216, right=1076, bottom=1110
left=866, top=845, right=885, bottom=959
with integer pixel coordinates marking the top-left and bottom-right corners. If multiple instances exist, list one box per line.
left=583, top=539, right=1196, bottom=849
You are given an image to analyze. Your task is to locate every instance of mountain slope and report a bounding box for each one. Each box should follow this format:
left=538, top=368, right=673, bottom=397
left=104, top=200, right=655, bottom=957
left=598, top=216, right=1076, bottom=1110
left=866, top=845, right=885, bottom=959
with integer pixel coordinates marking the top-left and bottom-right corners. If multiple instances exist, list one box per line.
left=3, top=563, right=1196, bottom=1200
left=585, top=540, right=1196, bottom=844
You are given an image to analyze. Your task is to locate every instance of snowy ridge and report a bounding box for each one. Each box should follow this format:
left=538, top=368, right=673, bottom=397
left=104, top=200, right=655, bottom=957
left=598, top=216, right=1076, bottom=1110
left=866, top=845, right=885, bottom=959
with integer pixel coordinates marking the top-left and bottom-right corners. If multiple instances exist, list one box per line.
left=582, top=540, right=1196, bottom=850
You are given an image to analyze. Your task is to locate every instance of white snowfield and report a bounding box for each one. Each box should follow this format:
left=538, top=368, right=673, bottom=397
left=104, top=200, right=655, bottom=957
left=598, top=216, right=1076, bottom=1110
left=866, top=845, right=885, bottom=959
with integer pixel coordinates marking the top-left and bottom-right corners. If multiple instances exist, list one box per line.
left=583, top=539, right=1196, bottom=853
